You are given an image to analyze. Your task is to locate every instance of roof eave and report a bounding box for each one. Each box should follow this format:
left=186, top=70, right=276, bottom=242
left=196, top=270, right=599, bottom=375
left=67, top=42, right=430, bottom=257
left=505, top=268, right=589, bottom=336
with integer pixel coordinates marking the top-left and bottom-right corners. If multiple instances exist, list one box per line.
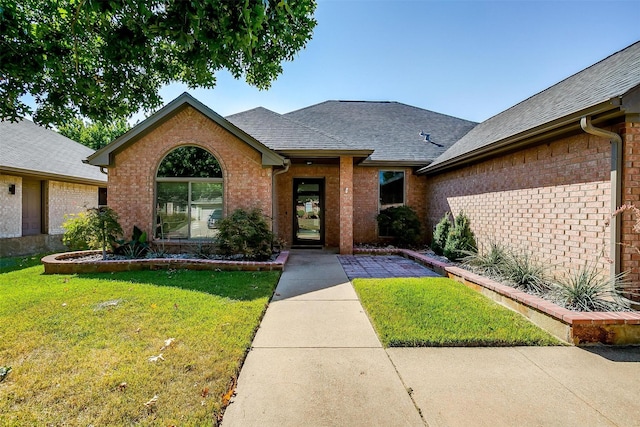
left=86, top=93, right=285, bottom=168
left=359, top=159, right=431, bottom=168
left=275, top=149, right=375, bottom=158
left=419, top=98, right=623, bottom=175
left=0, top=166, right=107, bottom=186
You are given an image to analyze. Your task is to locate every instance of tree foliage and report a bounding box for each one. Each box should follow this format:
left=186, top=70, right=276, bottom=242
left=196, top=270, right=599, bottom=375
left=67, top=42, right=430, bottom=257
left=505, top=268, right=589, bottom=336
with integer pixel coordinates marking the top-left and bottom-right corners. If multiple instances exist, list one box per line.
left=57, top=117, right=130, bottom=150
left=376, top=205, right=422, bottom=247
left=0, top=0, right=317, bottom=126
left=157, top=146, right=222, bottom=178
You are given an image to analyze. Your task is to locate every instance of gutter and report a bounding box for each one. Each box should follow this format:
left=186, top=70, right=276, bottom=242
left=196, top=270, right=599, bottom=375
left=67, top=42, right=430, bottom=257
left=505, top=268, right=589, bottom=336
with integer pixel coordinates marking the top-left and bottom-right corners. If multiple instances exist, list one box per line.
left=271, top=159, right=291, bottom=238
left=580, top=116, right=622, bottom=278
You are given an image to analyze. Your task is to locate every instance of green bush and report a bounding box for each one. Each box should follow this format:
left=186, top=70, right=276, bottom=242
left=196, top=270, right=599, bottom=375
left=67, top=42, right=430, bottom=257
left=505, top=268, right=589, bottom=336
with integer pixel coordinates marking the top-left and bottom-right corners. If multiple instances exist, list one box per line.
left=443, top=211, right=477, bottom=261
left=462, top=240, right=509, bottom=278
left=551, top=263, right=632, bottom=311
left=431, top=213, right=451, bottom=255
left=376, top=206, right=422, bottom=247
left=216, top=208, right=275, bottom=260
left=502, top=249, right=549, bottom=293
left=62, top=207, right=123, bottom=258
left=114, top=225, right=149, bottom=259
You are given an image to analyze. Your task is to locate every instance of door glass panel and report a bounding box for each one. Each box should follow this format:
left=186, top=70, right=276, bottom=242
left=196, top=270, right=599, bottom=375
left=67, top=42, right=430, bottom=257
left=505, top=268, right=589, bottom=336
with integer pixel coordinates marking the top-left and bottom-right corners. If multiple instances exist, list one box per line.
left=156, top=182, right=189, bottom=238
left=294, top=179, right=323, bottom=244
left=190, top=182, right=223, bottom=238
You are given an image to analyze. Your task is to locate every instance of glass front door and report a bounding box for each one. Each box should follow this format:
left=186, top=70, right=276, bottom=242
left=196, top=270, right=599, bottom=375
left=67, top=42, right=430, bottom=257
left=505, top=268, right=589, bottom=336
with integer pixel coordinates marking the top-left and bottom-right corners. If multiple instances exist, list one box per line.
left=293, top=178, right=324, bottom=246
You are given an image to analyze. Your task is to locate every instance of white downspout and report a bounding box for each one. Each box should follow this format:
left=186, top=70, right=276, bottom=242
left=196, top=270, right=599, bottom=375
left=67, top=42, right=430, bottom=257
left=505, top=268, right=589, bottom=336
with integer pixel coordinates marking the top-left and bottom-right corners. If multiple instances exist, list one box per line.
left=580, top=116, right=622, bottom=278
left=271, top=160, right=291, bottom=242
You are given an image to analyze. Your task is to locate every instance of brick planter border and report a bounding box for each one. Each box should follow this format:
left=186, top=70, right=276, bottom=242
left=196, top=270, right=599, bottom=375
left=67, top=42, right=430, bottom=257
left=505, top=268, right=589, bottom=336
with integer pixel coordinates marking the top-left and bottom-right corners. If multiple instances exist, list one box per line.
left=354, top=248, right=640, bottom=345
left=42, top=250, right=289, bottom=275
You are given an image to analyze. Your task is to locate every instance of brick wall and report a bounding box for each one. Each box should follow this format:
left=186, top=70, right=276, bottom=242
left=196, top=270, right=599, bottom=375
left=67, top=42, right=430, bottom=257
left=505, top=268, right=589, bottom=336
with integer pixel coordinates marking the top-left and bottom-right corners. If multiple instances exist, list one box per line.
left=426, top=132, right=612, bottom=276
left=47, top=180, right=100, bottom=235
left=621, top=120, right=640, bottom=284
left=0, top=174, right=22, bottom=238
left=352, top=167, right=428, bottom=244
left=108, top=106, right=273, bottom=238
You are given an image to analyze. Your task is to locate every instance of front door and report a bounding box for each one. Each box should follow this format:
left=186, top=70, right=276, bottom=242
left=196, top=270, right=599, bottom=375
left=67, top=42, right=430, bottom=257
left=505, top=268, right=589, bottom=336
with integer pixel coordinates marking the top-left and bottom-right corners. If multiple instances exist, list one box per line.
left=293, top=178, right=324, bottom=246
left=22, top=179, right=42, bottom=236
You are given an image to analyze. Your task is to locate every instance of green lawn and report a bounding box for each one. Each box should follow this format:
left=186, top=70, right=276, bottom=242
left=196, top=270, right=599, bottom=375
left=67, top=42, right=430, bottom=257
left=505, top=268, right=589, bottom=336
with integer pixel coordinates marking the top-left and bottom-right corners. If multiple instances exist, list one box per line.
left=0, top=260, right=280, bottom=426
left=353, top=277, right=561, bottom=347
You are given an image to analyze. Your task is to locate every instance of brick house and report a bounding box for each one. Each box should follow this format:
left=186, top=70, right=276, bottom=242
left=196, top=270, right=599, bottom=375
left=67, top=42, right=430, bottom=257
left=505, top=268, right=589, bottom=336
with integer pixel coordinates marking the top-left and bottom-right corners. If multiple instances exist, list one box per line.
left=86, top=95, right=475, bottom=255
left=421, top=41, right=640, bottom=283
left=0, top=120, right=107, bottom=256
left=87, top=40, right=640, bottom=287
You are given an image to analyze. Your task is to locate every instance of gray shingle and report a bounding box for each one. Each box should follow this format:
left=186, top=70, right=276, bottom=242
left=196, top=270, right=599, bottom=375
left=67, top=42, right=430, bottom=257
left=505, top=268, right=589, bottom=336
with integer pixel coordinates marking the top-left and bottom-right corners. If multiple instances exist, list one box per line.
left=284, top=101, right=477, bottom=164
left=226, top=107, right=359, bottom=151
left=428, top=41, right=640, bottom=170
left=0, top=120, right=106, bottom=183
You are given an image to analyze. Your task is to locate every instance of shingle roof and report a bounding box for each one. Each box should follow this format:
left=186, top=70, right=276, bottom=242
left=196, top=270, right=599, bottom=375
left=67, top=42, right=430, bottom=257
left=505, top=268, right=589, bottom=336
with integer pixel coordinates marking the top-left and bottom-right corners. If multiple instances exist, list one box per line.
left=283, top=101, right=477, bottom=164
left=427, top=40, right=640, bottom=171
left=226, top=107, right=367, bottom=153
left=0, top=119, right=106, bottom=184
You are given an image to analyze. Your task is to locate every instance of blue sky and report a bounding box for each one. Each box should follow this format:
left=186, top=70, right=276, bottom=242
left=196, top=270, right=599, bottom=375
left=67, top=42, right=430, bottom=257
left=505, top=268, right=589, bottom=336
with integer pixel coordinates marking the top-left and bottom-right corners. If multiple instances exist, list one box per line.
left=153, top=0, right=640, bottom=123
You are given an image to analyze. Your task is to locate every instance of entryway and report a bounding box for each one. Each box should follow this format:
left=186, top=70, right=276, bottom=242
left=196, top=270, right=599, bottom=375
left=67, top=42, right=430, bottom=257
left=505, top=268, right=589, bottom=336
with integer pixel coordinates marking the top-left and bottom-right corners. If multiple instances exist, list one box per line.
left=292, top=178, right=324, bottom=246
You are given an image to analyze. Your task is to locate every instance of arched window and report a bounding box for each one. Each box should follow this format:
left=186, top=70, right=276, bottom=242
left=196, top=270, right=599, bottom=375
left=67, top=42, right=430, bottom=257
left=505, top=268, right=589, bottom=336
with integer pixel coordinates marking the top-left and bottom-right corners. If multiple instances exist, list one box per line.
left=155, top=146, right=223, bottom=239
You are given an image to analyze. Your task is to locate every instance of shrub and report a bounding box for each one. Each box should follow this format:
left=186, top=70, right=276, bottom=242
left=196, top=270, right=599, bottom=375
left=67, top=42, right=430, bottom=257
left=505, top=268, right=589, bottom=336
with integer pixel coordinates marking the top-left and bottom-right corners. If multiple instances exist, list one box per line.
left=216, top=208, right=274, bottom=260
left=551, top=263, right=632, bottom=312
left=376, top=206, right=422, bottom=247
left=443, top=211, right=477, bottom=261
left=462, top=240, right=509, bottom=278
left=62, top=207, right=123, bottom=258
left=114, top=225, right=149, bottom=259
left=431, top=213, right=451, bottom=255
left=502, top=249, right=548, bottom=293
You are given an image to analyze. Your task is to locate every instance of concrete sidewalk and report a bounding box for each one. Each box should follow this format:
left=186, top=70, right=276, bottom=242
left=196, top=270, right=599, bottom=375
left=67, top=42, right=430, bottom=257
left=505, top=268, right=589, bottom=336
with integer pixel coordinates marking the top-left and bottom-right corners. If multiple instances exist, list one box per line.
left=222, top=249, right=424, bottom=426
left=223, top=250, right=640, bottom=427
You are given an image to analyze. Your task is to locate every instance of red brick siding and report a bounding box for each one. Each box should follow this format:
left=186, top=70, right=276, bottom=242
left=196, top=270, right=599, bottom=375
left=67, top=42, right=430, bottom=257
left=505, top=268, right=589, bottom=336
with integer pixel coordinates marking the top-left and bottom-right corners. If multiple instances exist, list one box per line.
left=352, top=167, right=428, bottom=244
left=339, top=157, right=354, bottom=254
left=621, top=120, right=640, bottom=284
left=108, top=106, right=273, bottom=237
left=426, top=132, right=612, bottom=276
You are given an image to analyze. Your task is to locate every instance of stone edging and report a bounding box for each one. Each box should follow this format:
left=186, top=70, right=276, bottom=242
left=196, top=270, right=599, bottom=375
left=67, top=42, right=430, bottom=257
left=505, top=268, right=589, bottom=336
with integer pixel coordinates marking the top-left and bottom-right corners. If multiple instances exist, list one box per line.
left=354, top=247, right=640, bottom=345
left=42, top=250, right=289, bottom=274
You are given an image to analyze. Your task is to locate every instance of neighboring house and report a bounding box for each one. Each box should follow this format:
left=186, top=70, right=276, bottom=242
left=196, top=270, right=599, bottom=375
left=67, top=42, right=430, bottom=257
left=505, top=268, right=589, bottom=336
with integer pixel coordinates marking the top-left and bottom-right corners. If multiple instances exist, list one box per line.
left=0, top=120, right=107, bottom=256
left=86, top=96, right=475, bottom=254
left=420, top=40, right=640, bottom=284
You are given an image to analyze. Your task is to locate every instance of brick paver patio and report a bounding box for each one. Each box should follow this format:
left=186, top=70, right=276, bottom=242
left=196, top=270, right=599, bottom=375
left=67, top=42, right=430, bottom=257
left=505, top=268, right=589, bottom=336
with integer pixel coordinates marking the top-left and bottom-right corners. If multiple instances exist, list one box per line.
left=338, top=255, right=440, bottom=279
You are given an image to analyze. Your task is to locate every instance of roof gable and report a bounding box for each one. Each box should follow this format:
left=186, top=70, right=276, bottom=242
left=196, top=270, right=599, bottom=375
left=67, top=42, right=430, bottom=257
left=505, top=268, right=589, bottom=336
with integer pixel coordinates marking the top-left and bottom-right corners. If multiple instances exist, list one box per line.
left=0, top=119, right=106, bottom=184
left=425, top=41, right=640, bottom=172
left=87, top=93, right=285, bottom=167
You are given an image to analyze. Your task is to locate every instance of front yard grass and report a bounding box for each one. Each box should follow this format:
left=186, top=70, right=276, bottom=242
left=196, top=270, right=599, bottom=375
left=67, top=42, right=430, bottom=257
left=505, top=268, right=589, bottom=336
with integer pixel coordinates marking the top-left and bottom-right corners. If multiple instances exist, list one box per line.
left=353, top=277, right=561, bottom=347
left=0, top=261, right=279, bottom=426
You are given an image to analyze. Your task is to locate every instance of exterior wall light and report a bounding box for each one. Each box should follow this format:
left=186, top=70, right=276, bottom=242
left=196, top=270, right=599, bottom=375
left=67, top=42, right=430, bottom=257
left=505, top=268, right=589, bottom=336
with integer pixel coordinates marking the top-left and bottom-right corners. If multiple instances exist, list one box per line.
left=9, top=184, right=16, bottom=195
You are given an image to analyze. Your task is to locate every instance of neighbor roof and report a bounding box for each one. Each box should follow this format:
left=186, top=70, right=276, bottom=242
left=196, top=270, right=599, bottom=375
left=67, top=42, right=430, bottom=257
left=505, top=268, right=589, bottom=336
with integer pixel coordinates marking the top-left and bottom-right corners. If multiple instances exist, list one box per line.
left=226, top=107, right=373, bottom=158
left=0, top=119, right=106, bottom=185
left=284, top=101, right=477, bottom=165
left=87, top=93, right=285, bottom=167
left=424, top=40, right=640, bottom=173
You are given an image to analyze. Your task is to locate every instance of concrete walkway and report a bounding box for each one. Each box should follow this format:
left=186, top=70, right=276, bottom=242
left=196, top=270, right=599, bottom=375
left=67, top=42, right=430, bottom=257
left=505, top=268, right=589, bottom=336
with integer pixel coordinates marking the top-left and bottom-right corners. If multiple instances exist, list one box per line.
left=223, top=250, right=640, bottom=427
left=222, top=250, right=424, bottom=426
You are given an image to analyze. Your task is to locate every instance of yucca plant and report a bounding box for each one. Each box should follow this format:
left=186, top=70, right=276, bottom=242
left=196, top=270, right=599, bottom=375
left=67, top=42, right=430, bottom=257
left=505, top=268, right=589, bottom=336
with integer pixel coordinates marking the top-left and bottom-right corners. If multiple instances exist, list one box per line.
left=502, top=249, right=549, bottom=293
left=462, top=240, right=509, bottom=279
left=551, top=263, right=632, bottom=312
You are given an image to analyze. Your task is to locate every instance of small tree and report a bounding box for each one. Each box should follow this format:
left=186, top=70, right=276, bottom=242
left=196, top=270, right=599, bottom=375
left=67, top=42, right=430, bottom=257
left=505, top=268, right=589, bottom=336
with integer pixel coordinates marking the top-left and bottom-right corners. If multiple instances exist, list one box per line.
left=444, top=211, right=477, bottom=261
left=376, top=206, right=422, bottom=247
left=216, top=208, right=275, bottom=261
left=431, top=212, right=451, bottom=255
left=62, top=207, right=123, bottom=259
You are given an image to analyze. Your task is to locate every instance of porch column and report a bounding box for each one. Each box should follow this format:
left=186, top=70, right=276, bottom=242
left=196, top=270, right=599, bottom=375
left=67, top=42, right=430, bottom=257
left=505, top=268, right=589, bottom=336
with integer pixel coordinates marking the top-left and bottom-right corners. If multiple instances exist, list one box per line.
left=339, top=156, right=354, bottom=254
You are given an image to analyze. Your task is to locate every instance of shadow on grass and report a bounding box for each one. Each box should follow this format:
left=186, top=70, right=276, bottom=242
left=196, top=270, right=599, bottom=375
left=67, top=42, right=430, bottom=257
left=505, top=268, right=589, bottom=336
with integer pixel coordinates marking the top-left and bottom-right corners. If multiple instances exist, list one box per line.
left=0, top=254, right=48, bottom=274
left=79, top=269, right=280, bottom=301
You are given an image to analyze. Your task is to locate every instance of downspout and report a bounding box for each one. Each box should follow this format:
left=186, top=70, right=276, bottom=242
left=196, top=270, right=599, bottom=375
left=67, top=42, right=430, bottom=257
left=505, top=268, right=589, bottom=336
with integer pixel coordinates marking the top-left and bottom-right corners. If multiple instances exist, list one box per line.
left=271, top=159, right=291, bottom=241
left=580, top=116, right=622, bottom=278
